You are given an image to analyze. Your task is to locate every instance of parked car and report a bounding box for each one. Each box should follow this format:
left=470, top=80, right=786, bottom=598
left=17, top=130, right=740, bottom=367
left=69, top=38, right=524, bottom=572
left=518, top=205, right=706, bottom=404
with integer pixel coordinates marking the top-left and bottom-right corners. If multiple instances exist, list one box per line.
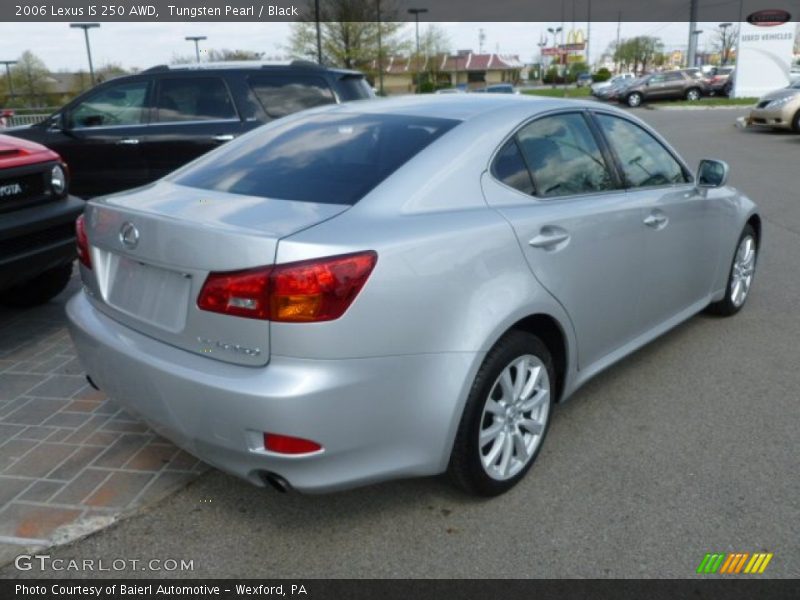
left=707, top=66, right=735, bottom=96
left=590, top=73, right=634, bottom=96
left=67, top=95, right=760, bottom=496
left=0, top=135, right=83, bottom=306
left=597, top=76, right=640, bottom=101
left=747, top=80, right=800, bottom=132
left=485, top=84, right=517, bottom=94
left=576, top=73, right=593, bottom=88
left=619, top=70, right=708, bottom=107
left=5, top=61, right=374, bottom=199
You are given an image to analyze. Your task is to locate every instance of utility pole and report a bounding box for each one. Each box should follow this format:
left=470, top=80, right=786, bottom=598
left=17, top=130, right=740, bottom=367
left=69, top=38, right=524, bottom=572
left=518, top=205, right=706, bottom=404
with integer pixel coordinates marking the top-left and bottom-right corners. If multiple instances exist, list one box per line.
left=615, top=12, right=622, bottom=72
left=687, top=0, right=699, bottom=68
left=0, top=60, right=17, bottom=102
left=719, top=22, right=733, bottom=65
left=185, top=35, right=207, bottom=63
left=314, top=0, right=323, bottom=65
left=376, top=0, right=384, bottom=95
left=586, top=0, right=592, bottom=70
left=408, top=7, right=428, bottom=93
left=70, top=23, right=100, bottom=85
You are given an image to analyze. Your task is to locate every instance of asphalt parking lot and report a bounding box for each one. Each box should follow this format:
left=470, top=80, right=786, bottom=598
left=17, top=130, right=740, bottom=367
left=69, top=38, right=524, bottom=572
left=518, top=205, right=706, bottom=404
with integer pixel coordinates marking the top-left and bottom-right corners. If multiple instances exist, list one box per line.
left=2, top=108, right=799, bottom=579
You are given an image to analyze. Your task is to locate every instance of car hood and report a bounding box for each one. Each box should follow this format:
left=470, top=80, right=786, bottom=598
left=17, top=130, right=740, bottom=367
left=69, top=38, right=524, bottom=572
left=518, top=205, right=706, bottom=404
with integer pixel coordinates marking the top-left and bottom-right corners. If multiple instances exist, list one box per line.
left=0, top=133, right=59, bottom=169
left=759, top=88, right=799, bottom=102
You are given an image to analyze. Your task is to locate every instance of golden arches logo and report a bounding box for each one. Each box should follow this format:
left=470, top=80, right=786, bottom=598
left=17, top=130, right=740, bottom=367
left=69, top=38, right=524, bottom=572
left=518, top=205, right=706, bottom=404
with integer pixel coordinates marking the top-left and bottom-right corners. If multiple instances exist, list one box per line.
left=566, top=29, right=585, bottom=45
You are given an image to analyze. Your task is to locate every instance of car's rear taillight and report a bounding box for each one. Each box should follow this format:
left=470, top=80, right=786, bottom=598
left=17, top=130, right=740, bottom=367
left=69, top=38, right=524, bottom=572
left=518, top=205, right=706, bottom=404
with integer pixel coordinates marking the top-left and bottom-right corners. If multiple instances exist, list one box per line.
left=197, top=251, right=377, bottom=322
left=76, top=214, right=91, bottom=269
left=264, top=432, right=322, bottom=455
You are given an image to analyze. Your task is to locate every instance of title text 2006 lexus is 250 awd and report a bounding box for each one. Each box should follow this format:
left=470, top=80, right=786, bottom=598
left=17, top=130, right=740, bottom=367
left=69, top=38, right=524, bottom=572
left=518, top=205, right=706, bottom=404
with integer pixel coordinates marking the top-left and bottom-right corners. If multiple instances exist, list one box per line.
left=67, top=95, right=760, bottom=496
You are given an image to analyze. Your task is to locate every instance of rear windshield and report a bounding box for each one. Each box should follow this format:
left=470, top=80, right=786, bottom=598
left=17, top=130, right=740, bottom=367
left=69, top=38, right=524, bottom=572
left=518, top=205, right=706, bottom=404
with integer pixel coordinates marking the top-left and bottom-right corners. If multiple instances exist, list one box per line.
left=172, top=112, right=459, bottom=205
left=336, top=75, right=374, bottom=101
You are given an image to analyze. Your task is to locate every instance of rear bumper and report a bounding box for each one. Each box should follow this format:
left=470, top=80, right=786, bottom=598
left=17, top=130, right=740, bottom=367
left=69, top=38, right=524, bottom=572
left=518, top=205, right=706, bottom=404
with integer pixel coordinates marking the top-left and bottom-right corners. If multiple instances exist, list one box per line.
left=67, top=291, right=480, bottom=492
left=0, top=195, right=84, bottom=289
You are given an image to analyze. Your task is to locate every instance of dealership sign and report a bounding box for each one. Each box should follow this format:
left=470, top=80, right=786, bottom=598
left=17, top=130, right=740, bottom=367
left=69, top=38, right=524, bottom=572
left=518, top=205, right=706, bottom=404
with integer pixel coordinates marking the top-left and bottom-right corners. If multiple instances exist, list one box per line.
left=733, top=13, right=795, bottom=98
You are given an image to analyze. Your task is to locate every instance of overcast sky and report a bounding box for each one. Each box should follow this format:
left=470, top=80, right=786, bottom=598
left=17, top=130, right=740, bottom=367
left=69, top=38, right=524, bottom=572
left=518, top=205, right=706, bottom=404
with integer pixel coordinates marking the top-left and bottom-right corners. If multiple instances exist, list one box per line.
left=0, top=21, right=721, bottom=72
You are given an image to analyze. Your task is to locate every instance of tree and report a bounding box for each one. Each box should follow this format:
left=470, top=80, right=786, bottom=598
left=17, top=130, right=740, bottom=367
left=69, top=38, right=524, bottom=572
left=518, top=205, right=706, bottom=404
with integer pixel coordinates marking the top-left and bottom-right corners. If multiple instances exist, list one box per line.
left=288, top=0, right=409, bottom=69
left=713, top=24, right=739, bottom=65
left=170, top=49, right=264, bottom=65
left=8, top=51, right=51, bottom=107
left=614, top=36, right=664, bottom=75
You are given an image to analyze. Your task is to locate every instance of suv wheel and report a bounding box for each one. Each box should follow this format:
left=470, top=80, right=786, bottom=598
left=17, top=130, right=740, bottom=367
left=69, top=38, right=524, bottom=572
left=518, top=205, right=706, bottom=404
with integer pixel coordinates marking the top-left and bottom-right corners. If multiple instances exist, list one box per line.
left=626, top=92, right=643, bottom=108
left=0, top=263, right=73, bottom=308
left=448, top=330, right=554, bottom=496
left=685, top=88, right=701, bottom=101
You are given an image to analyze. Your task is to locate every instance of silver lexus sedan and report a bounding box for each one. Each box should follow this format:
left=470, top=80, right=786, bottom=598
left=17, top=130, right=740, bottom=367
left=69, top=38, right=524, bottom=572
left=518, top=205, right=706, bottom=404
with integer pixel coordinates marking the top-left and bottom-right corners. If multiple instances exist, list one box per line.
left=67, top=95, right=760, bottom=496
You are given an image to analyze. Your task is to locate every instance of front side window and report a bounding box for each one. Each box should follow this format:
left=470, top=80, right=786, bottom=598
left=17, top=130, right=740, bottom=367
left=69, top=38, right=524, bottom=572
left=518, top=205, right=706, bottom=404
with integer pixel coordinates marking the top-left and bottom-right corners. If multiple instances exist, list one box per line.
left=69, top=80, right=149, bottom=129
left=172, top=112, right=459, bottom=205
left=156, top=77, right=237, bottom=122
left=595, top=114, right=689, bottom=188
left=515, top=113, right=615, bottom=198
left=248, top=74, right=336, bottom=119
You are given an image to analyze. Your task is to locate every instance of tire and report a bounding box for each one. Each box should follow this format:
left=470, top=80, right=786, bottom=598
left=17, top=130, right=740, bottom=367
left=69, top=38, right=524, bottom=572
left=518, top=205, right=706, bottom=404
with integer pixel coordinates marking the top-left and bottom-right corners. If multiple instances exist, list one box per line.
left=791, top=110, right=800, bottom=133
left=0, top=262, right=73, bottom=308
left=723, top=82, right=733, bottom=97
left=685, top=87, right=701, bottom=101
left=707, top=224, right=758, bottom=317
left=626, top=92, right=643, bottom=108
left=448, top=330, right=555, bottom=496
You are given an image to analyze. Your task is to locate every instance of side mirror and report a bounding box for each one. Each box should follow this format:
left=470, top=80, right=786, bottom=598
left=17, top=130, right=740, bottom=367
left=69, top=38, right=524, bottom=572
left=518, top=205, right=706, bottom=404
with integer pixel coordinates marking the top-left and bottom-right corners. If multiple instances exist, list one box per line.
left=697, top=159, right=730, bottom=188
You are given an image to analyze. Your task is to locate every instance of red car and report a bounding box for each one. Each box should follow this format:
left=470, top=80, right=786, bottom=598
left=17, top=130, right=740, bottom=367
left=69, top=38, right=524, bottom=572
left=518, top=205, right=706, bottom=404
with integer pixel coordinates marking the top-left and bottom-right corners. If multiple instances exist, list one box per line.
left=0, top=135, right=84, bottom=306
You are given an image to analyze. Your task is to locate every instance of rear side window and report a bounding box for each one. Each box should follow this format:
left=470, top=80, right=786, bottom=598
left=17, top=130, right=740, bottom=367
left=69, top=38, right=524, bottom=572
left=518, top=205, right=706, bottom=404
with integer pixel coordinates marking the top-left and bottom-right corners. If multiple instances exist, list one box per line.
left=172, top=113, right=459, bottom=205
left=492, top=139, right=534, bottom=194
left=156, top=77, right=237, bottom=122
left=336, top=75, right=374, bottom=101
left=249, top=74, right=336, bottom=118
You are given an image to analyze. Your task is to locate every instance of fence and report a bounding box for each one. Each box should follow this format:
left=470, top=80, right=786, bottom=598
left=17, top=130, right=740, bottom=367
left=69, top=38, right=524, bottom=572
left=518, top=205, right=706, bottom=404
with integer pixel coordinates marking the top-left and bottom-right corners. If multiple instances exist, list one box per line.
left=0, top=108, right=56, bottom=128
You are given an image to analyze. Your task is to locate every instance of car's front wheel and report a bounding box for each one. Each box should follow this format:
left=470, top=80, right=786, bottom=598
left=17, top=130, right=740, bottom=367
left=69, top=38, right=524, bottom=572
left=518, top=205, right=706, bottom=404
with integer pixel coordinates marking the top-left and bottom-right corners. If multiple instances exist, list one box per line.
left=449, top=331, right=554, bottom=496
left=0, top=262, right=73, bottom=308
left=792, top=110, right=800, bottom=133
left=626, top=92, right=643, bottom=108
left=707, top=224, right=758, bottom=316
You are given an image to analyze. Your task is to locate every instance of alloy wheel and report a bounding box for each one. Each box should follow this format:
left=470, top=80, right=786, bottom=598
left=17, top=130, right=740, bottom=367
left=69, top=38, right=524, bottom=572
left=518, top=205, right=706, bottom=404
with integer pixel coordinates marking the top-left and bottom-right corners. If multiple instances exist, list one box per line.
left=479, top=355, right=550, bottom=481
left=731, top=235, right=756, bottom=307
left=687, top=89, right=701, bottom=101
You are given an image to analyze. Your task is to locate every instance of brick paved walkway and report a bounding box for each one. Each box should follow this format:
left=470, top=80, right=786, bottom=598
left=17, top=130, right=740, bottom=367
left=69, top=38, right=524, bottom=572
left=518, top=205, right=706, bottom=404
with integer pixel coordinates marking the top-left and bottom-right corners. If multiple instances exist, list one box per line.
left=0, top=270, right=206, bottom=565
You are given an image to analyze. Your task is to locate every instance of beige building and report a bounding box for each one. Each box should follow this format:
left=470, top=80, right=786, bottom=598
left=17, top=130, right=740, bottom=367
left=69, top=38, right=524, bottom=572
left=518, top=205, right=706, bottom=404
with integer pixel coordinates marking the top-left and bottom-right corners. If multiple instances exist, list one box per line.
left=376, top=52, right=524, bottom=94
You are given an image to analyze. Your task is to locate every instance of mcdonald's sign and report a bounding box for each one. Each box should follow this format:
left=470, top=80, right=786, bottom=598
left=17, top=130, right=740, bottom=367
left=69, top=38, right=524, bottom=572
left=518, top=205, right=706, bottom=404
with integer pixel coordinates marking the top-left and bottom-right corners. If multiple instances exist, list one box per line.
left=696, top=552, right=773, bottom=574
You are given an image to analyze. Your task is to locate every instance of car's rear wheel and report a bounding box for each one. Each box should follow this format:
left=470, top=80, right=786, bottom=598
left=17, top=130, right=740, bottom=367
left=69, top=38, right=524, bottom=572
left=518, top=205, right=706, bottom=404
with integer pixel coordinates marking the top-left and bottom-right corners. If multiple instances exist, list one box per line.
left=0, top=262, right=73, bottom=308
left=685, top=87, right=702, bottom=101
left=707, top=224, right=758, bottom=316
left=449, top=330, right=554, bottom=496
left=791, top=110, right=800, bottom=133
left=626, top=92, right=643, bottom=108
left=723, top=82, right=733, bottom=97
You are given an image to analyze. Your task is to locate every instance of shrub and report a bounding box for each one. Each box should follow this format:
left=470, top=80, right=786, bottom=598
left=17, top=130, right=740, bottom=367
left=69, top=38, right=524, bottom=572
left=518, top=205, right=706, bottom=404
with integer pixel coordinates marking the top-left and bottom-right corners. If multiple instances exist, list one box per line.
left=593, top=68, right=612, bottom=82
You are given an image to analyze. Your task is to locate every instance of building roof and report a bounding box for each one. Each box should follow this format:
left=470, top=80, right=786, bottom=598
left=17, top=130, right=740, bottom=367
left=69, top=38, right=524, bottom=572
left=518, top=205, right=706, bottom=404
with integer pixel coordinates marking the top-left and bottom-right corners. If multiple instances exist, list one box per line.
left=378, top=53, right=524, bottom=74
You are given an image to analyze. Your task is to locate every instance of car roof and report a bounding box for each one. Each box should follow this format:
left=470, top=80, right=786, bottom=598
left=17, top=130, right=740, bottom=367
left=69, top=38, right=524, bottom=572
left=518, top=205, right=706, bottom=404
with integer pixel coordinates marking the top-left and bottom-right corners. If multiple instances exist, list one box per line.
left=314, top=94, right=604, bottom=122
left=140, top=60, right=363, bottom=77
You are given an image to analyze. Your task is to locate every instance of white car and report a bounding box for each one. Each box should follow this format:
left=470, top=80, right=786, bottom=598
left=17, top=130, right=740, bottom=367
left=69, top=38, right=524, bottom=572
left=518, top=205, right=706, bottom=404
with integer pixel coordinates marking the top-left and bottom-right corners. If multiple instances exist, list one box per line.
left=591, top=73, right=634, bottom=96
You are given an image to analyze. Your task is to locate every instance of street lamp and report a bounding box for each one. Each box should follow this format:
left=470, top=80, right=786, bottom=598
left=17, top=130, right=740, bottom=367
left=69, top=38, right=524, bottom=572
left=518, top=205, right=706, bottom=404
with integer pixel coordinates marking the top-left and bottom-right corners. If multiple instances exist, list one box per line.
left=0, top=60, right=17, bottom=102
left=70, top=23, right=100, bottom=86
left=185, top=36, right=207, bottom=63
left=314, top=0, right=323, bottom=65
left=719, top=22, right=733, bottom=65
left=407, top=7, right=428, bottom=93
left=376, top=0, right=384, bottom=96
left=692, top=29, right=703, bottom=67
left=547, top=27, right=562, bottom=87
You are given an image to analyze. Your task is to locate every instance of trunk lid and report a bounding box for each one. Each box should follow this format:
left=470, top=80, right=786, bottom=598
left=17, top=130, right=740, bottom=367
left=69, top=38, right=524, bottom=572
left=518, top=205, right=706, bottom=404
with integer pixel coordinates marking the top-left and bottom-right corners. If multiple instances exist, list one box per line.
left=83, top=181, right=350, bottom=366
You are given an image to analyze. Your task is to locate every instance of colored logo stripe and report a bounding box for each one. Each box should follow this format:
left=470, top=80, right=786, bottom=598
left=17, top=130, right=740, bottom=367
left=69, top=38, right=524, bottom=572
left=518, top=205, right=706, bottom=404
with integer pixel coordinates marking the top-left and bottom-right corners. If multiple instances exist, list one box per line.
left=697, top=552, right=773, bottom=574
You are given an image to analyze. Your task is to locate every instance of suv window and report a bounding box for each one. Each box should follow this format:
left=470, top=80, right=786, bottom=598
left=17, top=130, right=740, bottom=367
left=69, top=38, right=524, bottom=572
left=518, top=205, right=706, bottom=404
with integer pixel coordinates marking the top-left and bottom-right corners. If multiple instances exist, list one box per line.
left=249, top=74, right=336, bottom=118
left=664, top=72, right=684, bottom=82
left=595, top=114, right=689, bottom=188
left=69, top=80, right=149, bottom=129
left=492, top=139, right=534, bottom=194
left=336, top=75, right=373, bottom=101
left=515, top=113, right=615, bottom=198
left=156, top=77, right=237, bottom=122
left=172, top=113, right=459, bottom=205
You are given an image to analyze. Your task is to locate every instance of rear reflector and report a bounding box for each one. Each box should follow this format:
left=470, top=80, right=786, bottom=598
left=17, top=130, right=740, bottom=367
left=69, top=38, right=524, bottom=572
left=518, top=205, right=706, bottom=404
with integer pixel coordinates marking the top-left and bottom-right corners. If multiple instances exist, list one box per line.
left=197, top=251, right=377, bottom=322
left=76, top=214, right=91, bottom=269
left=264, top=432, right=322, bottom=455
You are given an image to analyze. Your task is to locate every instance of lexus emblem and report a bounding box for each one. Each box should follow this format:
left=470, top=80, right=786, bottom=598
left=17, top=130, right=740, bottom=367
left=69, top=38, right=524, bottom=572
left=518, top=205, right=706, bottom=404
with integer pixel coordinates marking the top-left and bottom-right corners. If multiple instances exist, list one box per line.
left=119, top=222, right=140, bottom=249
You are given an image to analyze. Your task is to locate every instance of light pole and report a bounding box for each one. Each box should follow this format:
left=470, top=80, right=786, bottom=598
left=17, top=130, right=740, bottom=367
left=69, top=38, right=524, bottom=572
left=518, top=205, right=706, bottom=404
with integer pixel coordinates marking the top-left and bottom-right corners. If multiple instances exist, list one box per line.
left=537, top=38, right=547, bottom=83
left=407, top=7, right=428, bottom=93
left=691, top=29, right=703, bottom=67
left=719, top=22, right=733, bottom=65
left=376, top=0, right=384, bottom=95
left=185, top=36, right=207, bottom=63
left=314, top=0, right=323, bottom=64
left=547, top=27, right=562, bottom=87
left=70, top=23, right=100, bottom=86
left=1, top=60, right=17, bottom=102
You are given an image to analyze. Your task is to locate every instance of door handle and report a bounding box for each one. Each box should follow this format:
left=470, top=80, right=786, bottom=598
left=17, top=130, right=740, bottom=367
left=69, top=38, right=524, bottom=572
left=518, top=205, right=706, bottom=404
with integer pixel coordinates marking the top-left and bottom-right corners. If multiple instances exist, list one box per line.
left=213, top=134, right=235, bottom=142
left=116, top=138, right=140, bottom=145
left=529, top=227, right=571, bottom=251
left=643, top=212, right=669, bottom=229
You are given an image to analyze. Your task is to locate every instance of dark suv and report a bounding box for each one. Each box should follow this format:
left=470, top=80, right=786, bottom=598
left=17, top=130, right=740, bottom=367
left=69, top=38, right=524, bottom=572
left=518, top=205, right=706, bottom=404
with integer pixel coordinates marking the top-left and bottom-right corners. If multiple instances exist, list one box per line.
left=619, top=70, right=708, bottom=107
left=7, top=61, right=373, bottom=198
